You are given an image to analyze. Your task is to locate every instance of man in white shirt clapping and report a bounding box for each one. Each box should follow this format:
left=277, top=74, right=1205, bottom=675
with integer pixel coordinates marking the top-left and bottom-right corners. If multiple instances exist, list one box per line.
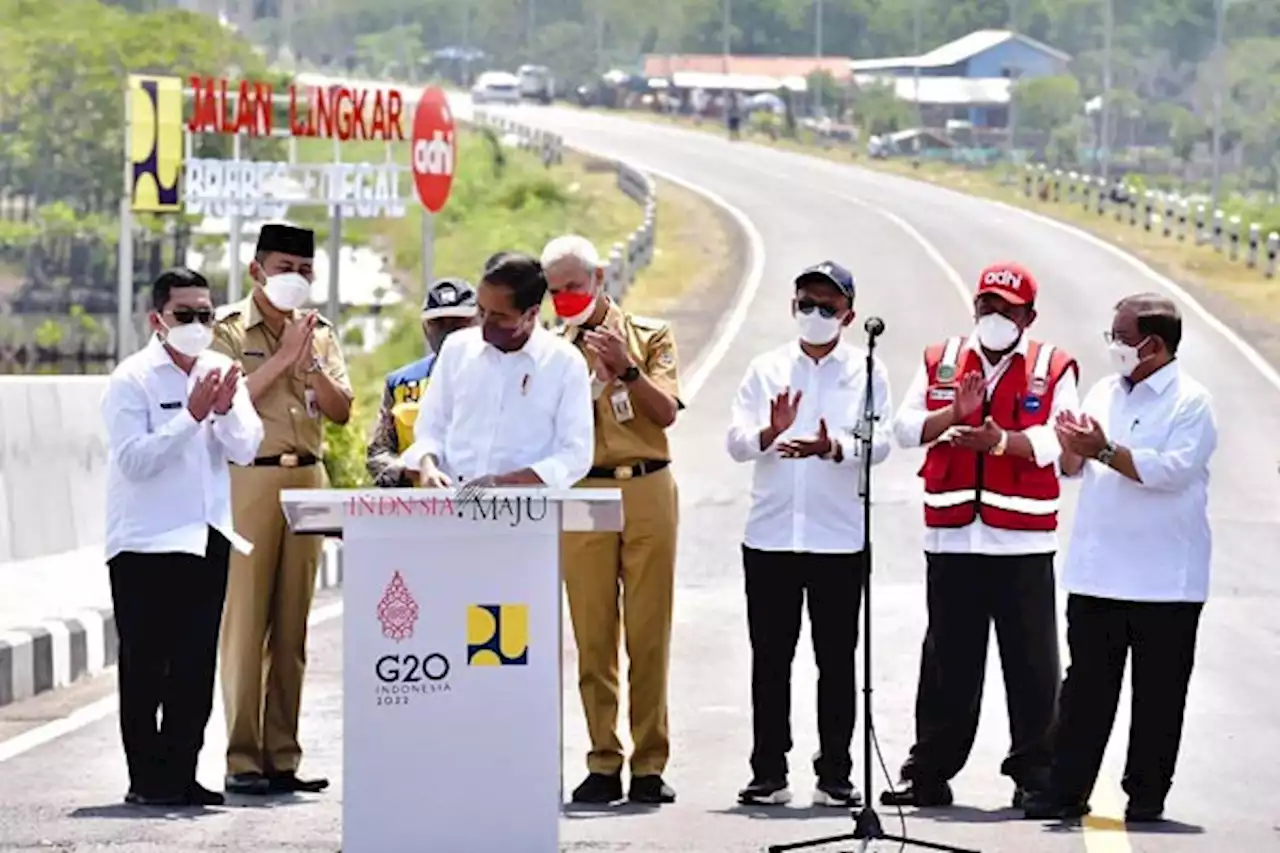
left=726, top=261, right=893, bottom=809
left=404, top=252, right=594, bottom=490
left=102, top=268, right=264, bottom=808
left=1023, top=294, right=1217, bottom=823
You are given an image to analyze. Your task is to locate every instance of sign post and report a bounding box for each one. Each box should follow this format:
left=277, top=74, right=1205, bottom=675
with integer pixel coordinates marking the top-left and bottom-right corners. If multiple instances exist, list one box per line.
left=121, top=75, right=452, bottom=358
left=410, top=86, right=457, bottom=290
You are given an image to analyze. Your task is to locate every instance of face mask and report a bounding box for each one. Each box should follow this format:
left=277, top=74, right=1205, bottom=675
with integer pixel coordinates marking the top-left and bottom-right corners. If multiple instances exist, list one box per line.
left=976, top=312, right=1021, bottom=351
left=482, top=316, right=530, bottom=352
left=797, top=310, right=843, bottom=345
left=1108, top=339, right=1149, bottom=377
left=162, top=320, right=213, bottom=357
left=262, top=272, right=311, bottom=311
left=552, top=290, right=596, bottom=326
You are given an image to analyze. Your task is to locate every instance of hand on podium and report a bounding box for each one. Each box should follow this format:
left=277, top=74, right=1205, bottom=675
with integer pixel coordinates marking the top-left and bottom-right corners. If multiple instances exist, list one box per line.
left=419, top=460, right=453, bottom=489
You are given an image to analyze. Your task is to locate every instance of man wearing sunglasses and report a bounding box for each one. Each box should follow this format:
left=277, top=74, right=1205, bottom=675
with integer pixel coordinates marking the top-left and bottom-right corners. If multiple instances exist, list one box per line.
left=883, top=262, right=1079, bottom=811
left=102, top=268, right=263, bottom=807
left=366, top=278, right=479, bottom=487
left=727, top=261, right=893, bottom=808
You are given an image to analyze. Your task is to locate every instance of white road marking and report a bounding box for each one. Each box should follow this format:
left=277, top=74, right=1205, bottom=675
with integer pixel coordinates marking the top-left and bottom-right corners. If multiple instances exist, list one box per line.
left=0, top=600, right=345, bottom=764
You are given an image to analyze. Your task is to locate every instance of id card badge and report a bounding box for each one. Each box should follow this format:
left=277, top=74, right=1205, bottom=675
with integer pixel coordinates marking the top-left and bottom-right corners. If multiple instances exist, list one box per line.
left=610, top=387, right=635, bottom=423
left=305, top=388, right=320, bottom=418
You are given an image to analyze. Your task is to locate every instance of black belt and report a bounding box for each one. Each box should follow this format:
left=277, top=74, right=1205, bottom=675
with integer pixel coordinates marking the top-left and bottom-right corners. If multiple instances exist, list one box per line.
left=587, top=459, right=669, bottom=480
left=252, top=453, right=319, bottom=468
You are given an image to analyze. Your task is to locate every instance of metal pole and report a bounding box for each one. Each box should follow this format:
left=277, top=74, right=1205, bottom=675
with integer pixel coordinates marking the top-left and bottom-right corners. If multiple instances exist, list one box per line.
left=814, top=0, right=823, bottom=114
left=421, top=213, right=435, bottom=292
left=1210, top=0, right=1225, bottom=214
left=117, top=82, right=135, bottom=360
left=1100, top=0, right=1113, bottom=182
left=722, top=0, right=731, bottom=71
left=327, top=135, right=341, bottom=321
left=1007, top=0, right=1020, bottom=155
left=227, top=132, right=243, bottom=302
left=913, top=0, right=922, bottom=128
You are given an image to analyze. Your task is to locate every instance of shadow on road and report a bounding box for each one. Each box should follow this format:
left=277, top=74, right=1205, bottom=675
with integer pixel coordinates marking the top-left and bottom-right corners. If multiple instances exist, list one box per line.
left=708, top=804, right=860, bottom=821
left=69, top=803, right=213, bottom=820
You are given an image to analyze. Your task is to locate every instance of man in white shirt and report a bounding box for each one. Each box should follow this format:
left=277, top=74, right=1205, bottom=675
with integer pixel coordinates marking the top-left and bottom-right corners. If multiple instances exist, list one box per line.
left=102, top=268, right=264, bottom=808
left=726, top=261, right=893, bottom=808
left=1023, top=294, right=1217, bottom=823
left=883, top=263, right=1079, bottom=810
left=403, top=251, right=594, bottom=490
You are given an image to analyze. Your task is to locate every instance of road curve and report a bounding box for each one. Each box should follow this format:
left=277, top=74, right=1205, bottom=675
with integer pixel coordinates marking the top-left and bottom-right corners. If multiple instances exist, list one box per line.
left=0, top=93, right=1276, bottom=853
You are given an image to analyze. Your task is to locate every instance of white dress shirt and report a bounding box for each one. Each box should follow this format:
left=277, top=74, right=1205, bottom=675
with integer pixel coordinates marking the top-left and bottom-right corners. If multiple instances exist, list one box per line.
left=1062, top=362, right=1217, bottom=602
left=402, top=324, right=595, bottom=489
left=893, top=331, right=1079, bottom=556
left=726, top=339, right=893, bottom=553
left=103, top=335, right=264, bottom=562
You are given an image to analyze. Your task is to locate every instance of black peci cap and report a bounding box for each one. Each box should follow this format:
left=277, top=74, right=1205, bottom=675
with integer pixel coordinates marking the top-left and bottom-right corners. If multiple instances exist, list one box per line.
left=256, top=223, right=315, bottom=258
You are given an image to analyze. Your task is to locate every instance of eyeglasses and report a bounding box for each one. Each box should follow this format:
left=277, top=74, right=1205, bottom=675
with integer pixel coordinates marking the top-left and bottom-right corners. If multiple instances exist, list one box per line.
left=797, top=299, right=839, bottom=319
left=169, top=307, right=215, bottom=325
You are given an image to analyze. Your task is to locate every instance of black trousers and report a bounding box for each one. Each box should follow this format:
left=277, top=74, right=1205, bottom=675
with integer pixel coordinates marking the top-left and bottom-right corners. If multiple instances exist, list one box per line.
left=899, top=552, right=1060, bottom=789
left=742, top=545, right=866, bottom=783
left=108, top=528, right=231, bottom=795
left=1048, top=593, right=1203, bottom=808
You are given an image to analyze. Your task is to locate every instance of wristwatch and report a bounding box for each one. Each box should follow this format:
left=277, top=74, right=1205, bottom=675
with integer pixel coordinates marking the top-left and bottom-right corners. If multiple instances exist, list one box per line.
left=619, top=364, right=641, bottom=383
left=990, top=429, right=1008, bottom=456
left=1096, top=442, right=1118, bottom=465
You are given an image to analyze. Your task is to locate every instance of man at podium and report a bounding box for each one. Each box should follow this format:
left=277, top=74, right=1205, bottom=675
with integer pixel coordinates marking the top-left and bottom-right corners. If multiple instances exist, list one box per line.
left=401, top=252, right=595, bottom=490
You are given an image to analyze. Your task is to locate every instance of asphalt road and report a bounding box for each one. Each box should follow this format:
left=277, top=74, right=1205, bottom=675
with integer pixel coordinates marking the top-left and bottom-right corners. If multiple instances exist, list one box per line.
left=2, top=97, right=1279, bottom=852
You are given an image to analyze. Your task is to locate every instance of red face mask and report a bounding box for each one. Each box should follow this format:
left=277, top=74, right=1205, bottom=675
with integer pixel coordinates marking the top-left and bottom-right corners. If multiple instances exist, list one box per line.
left=552, top=290, right=595, bottom=322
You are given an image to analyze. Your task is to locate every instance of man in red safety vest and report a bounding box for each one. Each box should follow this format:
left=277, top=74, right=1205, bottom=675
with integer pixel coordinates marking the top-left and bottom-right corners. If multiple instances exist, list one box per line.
left=881, top=262, right=1080, bottom=810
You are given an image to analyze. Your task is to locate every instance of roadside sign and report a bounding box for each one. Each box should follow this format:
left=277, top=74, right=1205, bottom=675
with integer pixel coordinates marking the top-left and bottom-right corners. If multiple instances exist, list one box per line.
left=411, top=86, right=457, bottom=214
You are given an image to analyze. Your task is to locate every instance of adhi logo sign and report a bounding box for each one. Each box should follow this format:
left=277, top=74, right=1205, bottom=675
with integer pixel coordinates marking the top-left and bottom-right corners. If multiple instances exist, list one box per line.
left=983, top=269, right=1023, bottom=289
left=411, top=86, right=456, bottom=214
left=376, top=571, right=420, bottom=641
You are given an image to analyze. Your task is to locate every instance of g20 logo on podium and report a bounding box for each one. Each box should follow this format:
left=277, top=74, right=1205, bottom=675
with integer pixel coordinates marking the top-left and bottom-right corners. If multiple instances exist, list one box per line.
left=373, top=571, right=451, bottom=706
left=466, top=604, right=529, bottom=666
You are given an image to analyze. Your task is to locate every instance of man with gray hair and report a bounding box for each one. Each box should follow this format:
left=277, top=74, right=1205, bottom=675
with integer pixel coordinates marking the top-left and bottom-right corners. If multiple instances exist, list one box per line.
left=543, top=233, right=684, bottom=805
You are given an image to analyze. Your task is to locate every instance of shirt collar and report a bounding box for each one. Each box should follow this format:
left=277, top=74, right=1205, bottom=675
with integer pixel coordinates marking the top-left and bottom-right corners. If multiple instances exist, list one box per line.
left=793, top=337, right=851, bottom=366
left=144, top=333, right=178, bottom=371
left=1125, top=359, right=1179, bottom=395
left=244, top=291, right=298, bottom=330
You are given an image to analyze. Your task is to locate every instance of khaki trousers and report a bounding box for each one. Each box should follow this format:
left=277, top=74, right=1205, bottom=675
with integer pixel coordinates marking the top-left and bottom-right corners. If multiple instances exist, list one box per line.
left=562, top=465, right=678, bottom=777
left=220, top=462, right=326, bottom=776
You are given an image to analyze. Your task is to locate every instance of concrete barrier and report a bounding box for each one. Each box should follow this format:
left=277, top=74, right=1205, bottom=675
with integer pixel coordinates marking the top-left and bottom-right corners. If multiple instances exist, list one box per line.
left=0, top=377, right=110, bottom=563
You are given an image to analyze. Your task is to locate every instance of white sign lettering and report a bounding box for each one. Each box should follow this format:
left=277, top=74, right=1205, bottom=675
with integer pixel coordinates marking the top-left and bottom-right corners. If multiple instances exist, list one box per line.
left=183, top=158, right=408, bottom=220
left=983, top=270, right=1023, bottom=288
left=412, top=130, right=455, bottom=177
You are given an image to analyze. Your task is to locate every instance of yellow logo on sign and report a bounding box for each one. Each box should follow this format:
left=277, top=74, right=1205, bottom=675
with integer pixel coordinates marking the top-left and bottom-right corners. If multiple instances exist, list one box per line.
left=128, top=74, right=183, bottom=212
left=466, top=604, right=528, bottom=666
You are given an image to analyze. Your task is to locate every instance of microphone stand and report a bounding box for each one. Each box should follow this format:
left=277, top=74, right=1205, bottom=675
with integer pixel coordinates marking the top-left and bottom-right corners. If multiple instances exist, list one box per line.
left=768, top=318, right=979, bottom=853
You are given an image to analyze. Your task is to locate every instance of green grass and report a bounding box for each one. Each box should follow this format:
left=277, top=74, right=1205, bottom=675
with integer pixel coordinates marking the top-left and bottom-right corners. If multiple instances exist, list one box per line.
left=292, top=128, right=680, bottom=487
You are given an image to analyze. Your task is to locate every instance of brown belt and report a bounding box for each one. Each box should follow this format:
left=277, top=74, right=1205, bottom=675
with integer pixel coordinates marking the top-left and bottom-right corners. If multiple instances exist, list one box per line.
left=587, top=459, right=669, bottom=480
left=250, top=453, right=319, bottom=468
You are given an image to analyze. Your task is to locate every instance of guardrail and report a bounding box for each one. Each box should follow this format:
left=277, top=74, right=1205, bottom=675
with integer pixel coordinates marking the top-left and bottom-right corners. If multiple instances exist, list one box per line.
left=469, top=108, right=658, bottom=303
left=1023, top=165, right=1280, bottom=280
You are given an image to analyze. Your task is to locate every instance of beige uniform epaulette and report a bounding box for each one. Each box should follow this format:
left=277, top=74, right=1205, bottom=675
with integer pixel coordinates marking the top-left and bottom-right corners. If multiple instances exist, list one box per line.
left=628, top=314, right=668, bottom=331
left=214, top=302, right=245, bottom=323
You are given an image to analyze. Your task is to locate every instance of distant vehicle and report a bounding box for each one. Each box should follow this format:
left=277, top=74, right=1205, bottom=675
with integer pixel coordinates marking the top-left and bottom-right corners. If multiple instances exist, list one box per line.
left=517, top=65, right=554, bottom=104
left=471, top=71, right=521, bottom=105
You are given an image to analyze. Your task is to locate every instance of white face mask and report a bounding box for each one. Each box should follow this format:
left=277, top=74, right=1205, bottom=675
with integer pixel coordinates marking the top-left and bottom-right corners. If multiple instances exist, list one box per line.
left=797, top=310, right=843, bottom=345
left=262, top=272, right=312, bottom=311
left=976, top=312, right=1021, bottom=351
left=1108, top=338, right=1149, bottom=377
left=163, top=321, right=213, bottom=357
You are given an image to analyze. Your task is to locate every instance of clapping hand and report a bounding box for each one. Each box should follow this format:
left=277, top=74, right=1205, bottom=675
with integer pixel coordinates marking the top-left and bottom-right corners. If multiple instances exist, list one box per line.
left=951, top=370, right=986, bottom=419
left=282, top=312, right=318, bottom=371
left=187, top=369, right=221, bottom=422
left=769, top=388, right=802, bottom=434
left=1055, top=410, right=1108, bottom=458
left=950, top=416, right=1004, bottom=452
left=211, top=365, right=242, bottom=415
left=779, top=417, right=834, bottom=459
left=583, top=327, right=631, bottom=376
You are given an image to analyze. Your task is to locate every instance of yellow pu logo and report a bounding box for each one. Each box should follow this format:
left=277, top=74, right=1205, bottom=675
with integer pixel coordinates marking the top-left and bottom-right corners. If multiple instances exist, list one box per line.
left=128, top=74, right=183, bottom=212
left=466, top=604, right=528, bottom=666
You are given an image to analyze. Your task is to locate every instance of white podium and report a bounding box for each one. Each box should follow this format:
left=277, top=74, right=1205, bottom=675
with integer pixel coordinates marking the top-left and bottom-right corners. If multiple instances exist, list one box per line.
left=280, top=487, right=624, bottom=853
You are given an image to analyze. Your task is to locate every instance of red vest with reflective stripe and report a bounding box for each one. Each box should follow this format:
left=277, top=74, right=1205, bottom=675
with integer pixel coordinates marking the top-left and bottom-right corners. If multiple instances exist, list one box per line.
left=919, top=336, right=1078, bottom=531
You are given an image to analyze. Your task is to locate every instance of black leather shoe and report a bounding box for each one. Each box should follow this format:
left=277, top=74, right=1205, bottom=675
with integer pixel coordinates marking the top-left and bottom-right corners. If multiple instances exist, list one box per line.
left=1124, top=801, right=1164, bottom=823
left=571, top=771, right=624, bottom=804
left=1021, top=791, right=1090, bottom=820
left=738, top=777, right=792, bottom=805
left=124, top=789, right=183, bottom=807
left=225, top=772, right=270, bottom=795
left=814, top=778, right=863, bottom=808
left=628, top=774, right=676, bottom=804
left=184, top=782, right=226, bottom=806
left=880, top=780, right=954, bottom=808
left=267, top=770, right=329, bottom=793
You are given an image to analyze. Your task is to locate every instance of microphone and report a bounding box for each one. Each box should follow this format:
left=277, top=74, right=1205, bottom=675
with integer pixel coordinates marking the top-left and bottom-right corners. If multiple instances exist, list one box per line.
left=864, top=316, right=885, bottom=338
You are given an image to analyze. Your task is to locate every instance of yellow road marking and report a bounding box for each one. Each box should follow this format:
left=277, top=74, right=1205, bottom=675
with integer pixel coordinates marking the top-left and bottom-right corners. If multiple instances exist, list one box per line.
left=1084, top=780, right=1133, bottom=852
